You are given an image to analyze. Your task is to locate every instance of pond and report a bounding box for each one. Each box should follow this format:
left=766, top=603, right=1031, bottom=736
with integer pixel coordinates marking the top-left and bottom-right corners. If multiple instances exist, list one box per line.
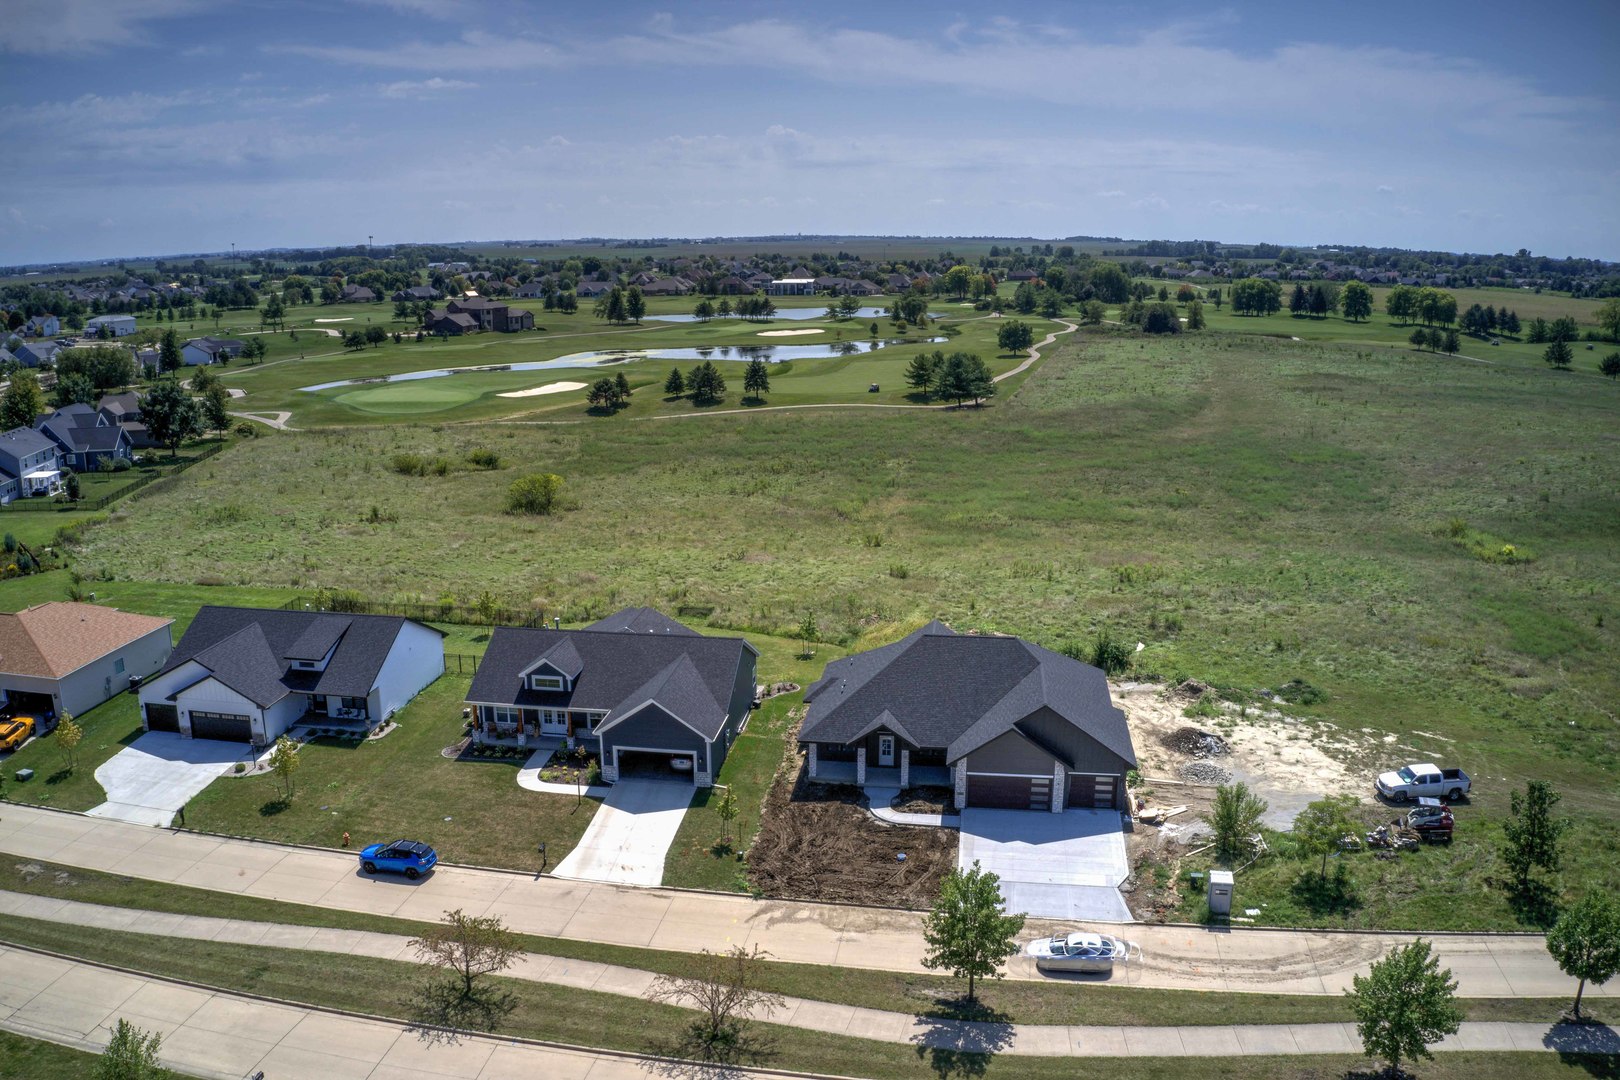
left=646, top=306, right=893, bottom=323
left=297, top=336, right=946, bottom=392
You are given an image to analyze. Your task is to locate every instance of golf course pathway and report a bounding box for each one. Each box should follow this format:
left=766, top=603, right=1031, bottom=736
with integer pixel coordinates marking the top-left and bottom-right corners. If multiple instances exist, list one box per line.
left=1, top=897, right=1613, bottom=1063
left=0, top=804, right=1603, bottom=1002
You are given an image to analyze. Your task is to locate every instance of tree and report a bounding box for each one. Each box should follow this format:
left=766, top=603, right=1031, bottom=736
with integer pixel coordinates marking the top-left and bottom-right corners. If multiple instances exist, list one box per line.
left=188, top=363, right=218, bottom=393
left=1293, top=795, right=1357, bottom=881
left=586, top=377, right=623, bottom=410
left=1186, top=300, right=1205, bottom=330
left=1409, top=328, right=1429, bottom=350
left=1341, top=280, right=1373, bottom=322
left=688, top=360, right=727, bottom=405
left=53, top=371, right=97, bottom=408
left=56, top=713, right=83, bottom=773
left=1349, top=939, right=1462, bottom=1076
left=267, top=734, right=300, bottom=801
left=343, top=329, right=366, bottom=351
left=1012, top=281, right=1038, bottom=315
left=1231, top=277, right=1282, bottom=316
left=1289, top=283, right=1309, bottom=316
left=613, top=371, right=632, bottom=402
left=941, top=264, right=975, bottom=299
left=201, top=383, right=232, bottom=439
left=242, top=337, right=267, bottom=364
left=0, top=369, right=46, bottom=430
left=1600, top=352, right=1620, bottom=379
left=365, top=324, right=388, bottom=348
left=1545, top=891, right=1620, bottom=1019
left=1442, top=329, right=1461, bottom=355
left=138, top=380, right=201, bottom=456
left=742, top=357, right=770, bottom=402
left=1501, top=779, right=1571, bottom=896
left=692, top=299, right=715, bottom=322
left=57, top=345, right=136, bottom=390
left=1080, top=299, right=1107, bottom=325
left=646, top=946, right=785, bottom=1063
left=1208, top=782, right=1268, bottom=861
left=261, top=293, right=285, bottom=330
left=715, top=785, right=739, bottom=842
left=97, top=1018, right=163, bottom=1080
left=1544, top=338, right=1574, bottom=369
left=506, top=473, right=565, bottom=514
left=663, top=367, right=686, bottom=397
left=904, top=351, right=942, bottom=397
left=996, top=319, right=1034, bottom=355
left=594, top=285, right=628, bottom=324
left=1597, top=296, right=1620, bottom=342
left=159, top=329, right=182, bottom=372
left=412, top=909, right=522, bottom=998
left=625, top=286, right=646, bottom=324
left=1425, top=328, right=1444, bottom=352
left=1141, top=302, right=1182, bottom=334
left=921, top=861, right=1025, bottom=1002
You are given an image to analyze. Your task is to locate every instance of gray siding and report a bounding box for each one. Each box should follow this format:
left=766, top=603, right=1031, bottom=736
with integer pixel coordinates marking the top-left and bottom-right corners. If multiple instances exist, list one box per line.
left=964, top=729, right=1057, bottom=775
left=600, top=704, right=707, bottom=757
left=1018, top=706, right=1133, bottom=776
left=712, top=646, right=757, bottom=776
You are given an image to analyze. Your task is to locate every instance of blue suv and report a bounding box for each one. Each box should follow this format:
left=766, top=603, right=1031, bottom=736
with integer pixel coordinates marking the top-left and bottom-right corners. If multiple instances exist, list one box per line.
left=359, top=839, right=438, bottom=879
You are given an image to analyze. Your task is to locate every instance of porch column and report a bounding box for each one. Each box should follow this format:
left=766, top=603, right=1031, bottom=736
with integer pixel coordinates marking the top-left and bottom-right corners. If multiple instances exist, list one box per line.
left=899, top=749, right=910, bottom=789
left=601, top=749, right=619, bottom=784
left=856, top=747, right=866, bottom=786
left=807, top=743, right=818, bottom=779
left=953, top=760, right=967, bottom=810
left=1051, top=761, right=1065, bottom=814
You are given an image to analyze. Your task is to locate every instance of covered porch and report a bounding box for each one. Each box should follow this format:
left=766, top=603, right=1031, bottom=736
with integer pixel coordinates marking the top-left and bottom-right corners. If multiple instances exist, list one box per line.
left=20, top=469, right=62, bottom=497
left=807, top=749, right=951, bottom=792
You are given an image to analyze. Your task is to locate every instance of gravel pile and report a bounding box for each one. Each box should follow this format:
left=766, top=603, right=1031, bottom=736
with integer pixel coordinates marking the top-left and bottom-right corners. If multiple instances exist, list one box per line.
left=1179, top=761, right=1231, bottom=785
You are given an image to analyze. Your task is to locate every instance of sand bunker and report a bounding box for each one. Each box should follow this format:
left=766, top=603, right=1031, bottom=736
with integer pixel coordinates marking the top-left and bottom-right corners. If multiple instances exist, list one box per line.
left=315, top=318, right=353, bottom=323
left=757, top=328, right=825, bottom=337
left=497, top=381, right=587, bottom=398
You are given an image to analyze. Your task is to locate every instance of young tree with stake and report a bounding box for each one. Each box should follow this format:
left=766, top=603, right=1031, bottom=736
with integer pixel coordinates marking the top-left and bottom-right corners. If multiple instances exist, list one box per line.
left=921, top=861, right=1025, bottom=1002
left=1348, top=939, right=1462, bottom=1077
left=1545, top=891, right=1620, bottom=1019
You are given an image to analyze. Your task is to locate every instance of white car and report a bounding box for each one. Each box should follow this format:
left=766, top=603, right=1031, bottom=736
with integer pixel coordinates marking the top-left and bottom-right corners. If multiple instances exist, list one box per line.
left=1025, top=931, right=1135, bottom=974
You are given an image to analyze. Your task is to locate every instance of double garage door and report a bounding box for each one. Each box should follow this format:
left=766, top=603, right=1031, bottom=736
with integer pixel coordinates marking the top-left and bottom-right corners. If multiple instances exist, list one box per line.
left=188, top=710, right=253, bottom=742
left=965, top=772, right=1118, bottom=810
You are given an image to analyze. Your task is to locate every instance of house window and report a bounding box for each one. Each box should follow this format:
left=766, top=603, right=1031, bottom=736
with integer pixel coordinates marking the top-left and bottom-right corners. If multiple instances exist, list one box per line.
left=532, top=675, right=564, bottom=690
left=340, top=696, right=367, bottom=712
left=114, top=658, right=125, bottom=674
left=489, top=705, right=521, bottom=728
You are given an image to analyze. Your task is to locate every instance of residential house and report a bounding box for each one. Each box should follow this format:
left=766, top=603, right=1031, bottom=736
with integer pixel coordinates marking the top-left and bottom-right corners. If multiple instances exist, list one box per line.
left=424, top=310, right=478, bottom=336
left=13, top=340, right=61, bottom=367
left=34, top=404, right=134, bottom=471
left=138, top=606, right=445, bottom=745
left=0, top=602, right=173, bottom=721
left=465, top=607, right=757, bottom=787
left=181, top=337, right=245, bottom=365
left=96, top=392, right=156, bottom=449
left=391, top=285, right=440, bottom=303
left=513, top=280, right=549, bottom=299
left=340, top=284, right=377, bottom=303
left=575, top=280, right=614, bottom=298
left=436, top=297, right=533, bottom=332
left=640, top=276, right=693, bottom=296
left=1007, top=269, right=1039, bottom=282
left=0, top=427, right=62, bottom=504
left=84, top=314, right=137, bottom=337
left=798, top=622, right=1137, bottom=812
left=712, top=275, right=749, bottom=295
left=767, top=277, right=817, bottom=296
left=22, top=315, right=60, bottom=338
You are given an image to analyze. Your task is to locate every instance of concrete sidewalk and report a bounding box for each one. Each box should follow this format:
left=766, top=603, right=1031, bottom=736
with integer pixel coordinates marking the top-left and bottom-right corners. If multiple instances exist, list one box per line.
left=0, top=802, right=1606, bottom=1001
left=3, top=900, right=1615, bottom=1064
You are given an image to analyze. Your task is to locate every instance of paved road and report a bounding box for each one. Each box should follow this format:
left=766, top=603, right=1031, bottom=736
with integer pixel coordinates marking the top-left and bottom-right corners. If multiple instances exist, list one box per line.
left=4, top=893, right=1615, bottom=1066
left=552, top=778, right=692, bottom=886
left=0, top=804, right=1604, bottom=1000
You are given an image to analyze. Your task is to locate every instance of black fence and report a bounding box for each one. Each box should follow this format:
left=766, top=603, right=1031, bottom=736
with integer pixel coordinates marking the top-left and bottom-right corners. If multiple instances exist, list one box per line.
left=279, top=593, right=553, bottom=631
left=444, top=653, right=482, bottom=675
left=1, top=442, right=226, bottom=514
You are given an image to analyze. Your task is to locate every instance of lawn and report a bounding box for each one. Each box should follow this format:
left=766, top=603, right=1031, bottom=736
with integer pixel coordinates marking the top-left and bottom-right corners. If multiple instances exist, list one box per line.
left=0, top=1031, right=185, bottom=1080
left=63, top=327, right=1620, bottom=929
left=2, top=917, right=1614, bottom=1080
left=180, top=674, right=599, bottom=868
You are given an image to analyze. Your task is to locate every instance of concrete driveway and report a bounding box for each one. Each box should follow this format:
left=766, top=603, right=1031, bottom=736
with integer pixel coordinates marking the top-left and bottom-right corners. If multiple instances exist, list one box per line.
left=85, top=732, right=250, bottom=827
left=959, top=808, right=1132, bottom=923
left=551, top=777, right=694, bottom=886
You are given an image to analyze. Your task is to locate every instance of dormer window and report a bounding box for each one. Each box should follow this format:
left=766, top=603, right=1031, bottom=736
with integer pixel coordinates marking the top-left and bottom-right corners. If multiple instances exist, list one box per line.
left=532, top=675, right=564, bottom=690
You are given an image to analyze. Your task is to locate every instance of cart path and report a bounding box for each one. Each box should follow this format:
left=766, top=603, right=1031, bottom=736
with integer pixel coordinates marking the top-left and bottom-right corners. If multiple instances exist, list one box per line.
left=2, top=898, right=1613, bottom=1064
left=0, top=804, right=1603, bottom=1002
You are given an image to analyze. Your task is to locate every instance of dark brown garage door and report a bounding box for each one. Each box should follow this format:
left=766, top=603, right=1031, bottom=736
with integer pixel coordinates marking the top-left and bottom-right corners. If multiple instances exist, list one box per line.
left=144, top=703, right=180, bottom=733
left=189, top=711, right=252, bottom=742
left=1067, top=774, right=1118, bottom=809
left=966, top=774, right=1035, bottom=810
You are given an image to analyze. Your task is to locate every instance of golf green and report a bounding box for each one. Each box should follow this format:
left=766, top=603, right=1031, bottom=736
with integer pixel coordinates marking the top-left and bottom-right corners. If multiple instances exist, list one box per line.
left=332, top=382, right=484, bottom=413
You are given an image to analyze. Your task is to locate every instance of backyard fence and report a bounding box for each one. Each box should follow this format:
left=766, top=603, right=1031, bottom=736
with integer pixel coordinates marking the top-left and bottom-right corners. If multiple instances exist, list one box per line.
left=278, top=593, right=553, bottom=631
left=444, top=653, right=482, bottom=676
left=0, top=441, right=226, bottom=514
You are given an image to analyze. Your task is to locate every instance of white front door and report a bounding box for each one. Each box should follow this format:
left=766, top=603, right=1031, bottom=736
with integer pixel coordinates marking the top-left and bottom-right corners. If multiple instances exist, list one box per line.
left=540, top=709, right=569, bottom=735
left=877, top=735, right=895, bottom=768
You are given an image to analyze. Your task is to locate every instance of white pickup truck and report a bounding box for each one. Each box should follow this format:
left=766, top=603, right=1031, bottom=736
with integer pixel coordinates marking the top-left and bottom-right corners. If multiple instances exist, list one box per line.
left=1375, top=763, right=1471, bottom=802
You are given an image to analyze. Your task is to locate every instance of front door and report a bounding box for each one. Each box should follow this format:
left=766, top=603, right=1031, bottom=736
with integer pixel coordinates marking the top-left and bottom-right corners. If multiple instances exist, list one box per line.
left=540, top=709, right=569, bottom=736
left=877, top=735, right=895, bottom=768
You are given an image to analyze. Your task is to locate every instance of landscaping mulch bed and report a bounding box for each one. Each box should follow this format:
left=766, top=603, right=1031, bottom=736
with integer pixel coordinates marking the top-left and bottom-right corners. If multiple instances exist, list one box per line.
left=747, top=733, right=957, bottom=909
left=890, top=785, right=954, bottom=815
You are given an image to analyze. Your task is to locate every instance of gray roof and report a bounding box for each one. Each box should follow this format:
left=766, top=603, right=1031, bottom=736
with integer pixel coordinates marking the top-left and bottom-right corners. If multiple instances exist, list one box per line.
left=585, top=607, right=700, bottom=636
left=800, top=622, right=1135, bottom=766
left=0, top=426, right=58, bottom=459
left=466, top=613, right=752, bottom=742
left=156, top=606, right=443, bottom=708
left=36, top=408, right=129, bottom=455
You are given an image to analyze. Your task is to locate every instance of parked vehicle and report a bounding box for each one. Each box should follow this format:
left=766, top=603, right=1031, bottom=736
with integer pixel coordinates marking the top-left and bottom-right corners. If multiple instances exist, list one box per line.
left=1401, top=798, right=1455, bottom=842
left=358, top=839, right=438, bottom=879
left=0, top=717, right=35, bottom=753
left=1025, top=931, right=1136, bottom=974
left=1375, top=762, right=1471, bottom=802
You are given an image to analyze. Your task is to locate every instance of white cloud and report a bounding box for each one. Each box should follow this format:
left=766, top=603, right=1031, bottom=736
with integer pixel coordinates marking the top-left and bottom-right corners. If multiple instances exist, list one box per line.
left=3, top=0, right=215, bottom=55
left=379, top=78, right=479, bottom=99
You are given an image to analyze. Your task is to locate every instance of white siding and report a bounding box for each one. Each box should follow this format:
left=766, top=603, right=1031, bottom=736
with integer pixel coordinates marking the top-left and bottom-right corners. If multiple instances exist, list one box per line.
left=48, top=624, right=173, bottom=717
left=371, top=621, right=444, bottom=720
left=137, top=659, right=211, bottom=717
left=261, top=694, right=305, bottom=744
left=172, top=677, right=265, bottom=738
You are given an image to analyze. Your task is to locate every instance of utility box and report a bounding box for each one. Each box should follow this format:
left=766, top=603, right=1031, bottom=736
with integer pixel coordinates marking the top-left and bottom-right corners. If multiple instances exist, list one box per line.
left=1207, top=870, right=1234, bottom=917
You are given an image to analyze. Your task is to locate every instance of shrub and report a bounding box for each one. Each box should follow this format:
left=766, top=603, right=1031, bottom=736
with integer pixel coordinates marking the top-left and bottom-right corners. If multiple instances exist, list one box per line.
left=506, top=473, right=564, bottom=515
left=391, top=452, right=425, bottom=476
left=467, top=449, right=502, bottom=470
left=1273, top=678, right=1325, bottom=705
left=1089, top=630, right=1133, bottom=675
left=110, top=456, right=133, bottom=471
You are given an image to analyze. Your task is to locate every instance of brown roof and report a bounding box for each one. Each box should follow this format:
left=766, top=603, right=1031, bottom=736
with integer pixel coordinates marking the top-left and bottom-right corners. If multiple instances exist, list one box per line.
left=0, top=602, right=172, bottom=679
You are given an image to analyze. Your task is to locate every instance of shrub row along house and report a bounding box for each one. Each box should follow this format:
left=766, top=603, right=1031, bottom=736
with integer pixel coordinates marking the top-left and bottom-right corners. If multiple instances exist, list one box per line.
left=123, top=604, right=1136, bottom=811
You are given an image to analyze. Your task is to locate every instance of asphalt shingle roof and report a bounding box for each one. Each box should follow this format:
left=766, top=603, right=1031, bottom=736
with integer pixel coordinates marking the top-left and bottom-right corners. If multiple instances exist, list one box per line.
left=155, top=606, right=439, bottom=707
left=467, top=614, right=749, bottom=742
left=585, top=607, right=700, bottom=636
left=800, top=622, right=1135, bottom=766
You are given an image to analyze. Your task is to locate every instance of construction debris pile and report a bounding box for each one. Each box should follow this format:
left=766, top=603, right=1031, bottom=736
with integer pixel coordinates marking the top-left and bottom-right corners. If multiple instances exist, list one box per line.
left=1160, top=726, right=1230, bottom=758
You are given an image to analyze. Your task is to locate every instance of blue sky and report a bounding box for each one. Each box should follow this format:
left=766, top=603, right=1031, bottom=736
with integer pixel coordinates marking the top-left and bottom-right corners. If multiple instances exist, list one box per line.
left=2, top=0, right=1617, bottom=264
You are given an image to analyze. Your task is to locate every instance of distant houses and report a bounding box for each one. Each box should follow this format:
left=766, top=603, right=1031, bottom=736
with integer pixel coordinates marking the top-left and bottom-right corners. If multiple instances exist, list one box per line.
left=340, top=284, right=377, bottom=303
left=181, top=336, right=245, bottom=365
left=22, top=314, right=60, bottom=337
left=424, top=297, right=534, bottom=335
left=84, top=314, right=137, bottom=337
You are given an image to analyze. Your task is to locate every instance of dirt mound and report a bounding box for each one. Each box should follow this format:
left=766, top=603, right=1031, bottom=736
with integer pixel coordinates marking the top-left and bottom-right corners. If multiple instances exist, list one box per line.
left=1160, top=726, right=1229, bottom=758
left=1179, top=761, right=1232, bottom=784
